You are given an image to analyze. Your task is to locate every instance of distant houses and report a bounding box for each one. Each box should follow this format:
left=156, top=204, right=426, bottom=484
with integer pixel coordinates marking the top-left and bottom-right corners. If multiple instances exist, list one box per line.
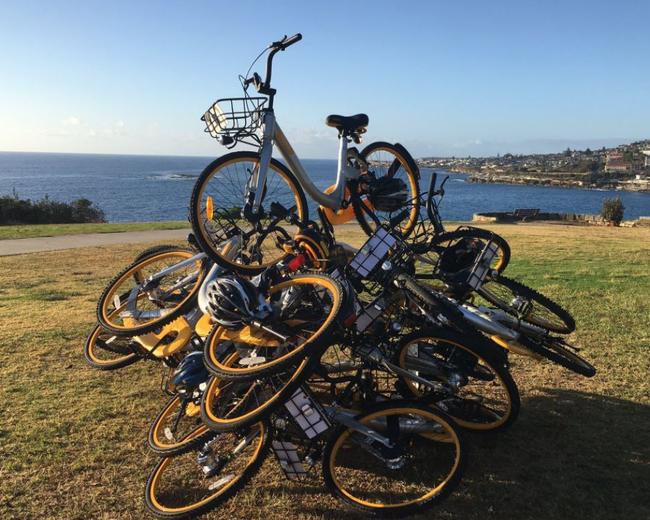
left=643, top=150, right=650, bottom=168
left=418, top=139, right=650, bottom=192
left=605, top=152, right=631, bottom=173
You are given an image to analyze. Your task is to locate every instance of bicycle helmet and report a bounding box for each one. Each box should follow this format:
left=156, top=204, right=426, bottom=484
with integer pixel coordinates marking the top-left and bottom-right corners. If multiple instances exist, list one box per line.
left=367, top=176, right=408, bottom=212
left=438, top=238, right=482, bottom=274
left=170, top=351, right=209, bottom=395
left=205, top=275, right=262, bottom=329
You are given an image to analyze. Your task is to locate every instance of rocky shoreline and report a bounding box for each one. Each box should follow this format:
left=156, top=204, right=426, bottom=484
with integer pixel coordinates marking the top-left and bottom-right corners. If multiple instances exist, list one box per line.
left=472, top=211, right=650, bottom=228
left=465, top=171, right=650, bottom=193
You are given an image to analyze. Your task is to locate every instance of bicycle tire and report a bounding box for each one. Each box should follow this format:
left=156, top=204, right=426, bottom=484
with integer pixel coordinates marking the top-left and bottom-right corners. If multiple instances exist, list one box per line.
left=189, top=151, right=308, bottom=275
left=352, top=142, right=421, bottom=238
left=203, top=273, right=343, bottom=380
left=133, top=245, right=193, bottom=284
left=83, top=322, right=140, bottom=371
left=200, top=353, right=317, bottom=433
left=395, top=327, right=520, bottom=432
left=322, top=399, right=465, bottom=517
left=148, top=395, right=213, bottom=456
left=429, top=227, right=511, bottom=274
left=96, top=249, right=206, bottom=337
left=144, top=421, right=271, bottom=519
left=478, top=275, right=576, bottom=334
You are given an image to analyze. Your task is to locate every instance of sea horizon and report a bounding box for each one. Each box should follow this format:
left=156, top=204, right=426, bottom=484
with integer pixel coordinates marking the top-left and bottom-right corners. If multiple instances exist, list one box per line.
left=1, top=151, right=649, bottom=223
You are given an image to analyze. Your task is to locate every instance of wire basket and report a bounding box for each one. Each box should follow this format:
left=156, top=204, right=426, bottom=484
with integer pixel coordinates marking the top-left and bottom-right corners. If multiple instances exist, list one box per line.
left=202, top=97, right=267, bottom=142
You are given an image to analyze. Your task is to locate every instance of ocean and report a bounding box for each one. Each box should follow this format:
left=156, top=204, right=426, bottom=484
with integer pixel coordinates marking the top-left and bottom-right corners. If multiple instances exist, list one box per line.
left=1, top=151, right=649, bottom=222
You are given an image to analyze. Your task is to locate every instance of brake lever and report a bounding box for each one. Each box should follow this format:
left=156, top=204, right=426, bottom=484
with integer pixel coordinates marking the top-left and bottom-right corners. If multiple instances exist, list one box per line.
left=270, top=34, right=288, bottom=49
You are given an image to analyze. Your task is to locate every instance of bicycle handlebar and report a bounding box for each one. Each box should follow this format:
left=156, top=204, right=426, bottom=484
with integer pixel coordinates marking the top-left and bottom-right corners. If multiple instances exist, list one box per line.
left=244, top=34, right=303, bottom=101
left=271, top=33, right=302, bottom=51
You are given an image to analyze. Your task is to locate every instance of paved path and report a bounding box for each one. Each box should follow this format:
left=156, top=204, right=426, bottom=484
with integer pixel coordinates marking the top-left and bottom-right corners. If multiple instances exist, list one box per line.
left=0, top=228, right=191, bottom=256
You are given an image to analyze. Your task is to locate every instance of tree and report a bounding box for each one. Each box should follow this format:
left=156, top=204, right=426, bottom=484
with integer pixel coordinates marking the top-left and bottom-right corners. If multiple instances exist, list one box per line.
left=601, top=197, right=625, bottom=226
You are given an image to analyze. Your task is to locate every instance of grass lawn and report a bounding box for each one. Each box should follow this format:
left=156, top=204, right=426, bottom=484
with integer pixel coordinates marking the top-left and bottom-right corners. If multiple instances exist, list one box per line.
left=0, top=223, right=648, bottom=519
left=0, top=221, right=188, bottom=240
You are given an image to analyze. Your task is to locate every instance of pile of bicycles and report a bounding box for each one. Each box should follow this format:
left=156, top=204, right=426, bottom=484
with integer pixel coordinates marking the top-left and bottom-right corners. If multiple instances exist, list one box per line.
left=85, top=33, right=595, bottom=519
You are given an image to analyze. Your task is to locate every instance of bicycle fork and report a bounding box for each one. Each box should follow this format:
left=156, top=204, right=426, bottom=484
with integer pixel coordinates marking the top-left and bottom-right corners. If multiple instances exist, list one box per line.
left=244, top=112, right=275, bottom=221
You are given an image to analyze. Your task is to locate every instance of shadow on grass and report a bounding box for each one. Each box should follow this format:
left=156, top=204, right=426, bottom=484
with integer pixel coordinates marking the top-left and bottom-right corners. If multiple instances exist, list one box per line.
left=297, top=389, right=650, bottom=520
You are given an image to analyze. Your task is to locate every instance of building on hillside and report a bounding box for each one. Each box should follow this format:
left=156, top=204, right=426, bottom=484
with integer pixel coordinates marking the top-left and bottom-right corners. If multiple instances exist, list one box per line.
left=605, top=152, right=631, bottom=173
left=642, top=150, right=650, bottom=168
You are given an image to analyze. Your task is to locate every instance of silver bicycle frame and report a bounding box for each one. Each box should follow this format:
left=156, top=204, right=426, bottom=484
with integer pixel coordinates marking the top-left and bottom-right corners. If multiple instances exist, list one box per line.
left=250, top=110, right=362, bottom=214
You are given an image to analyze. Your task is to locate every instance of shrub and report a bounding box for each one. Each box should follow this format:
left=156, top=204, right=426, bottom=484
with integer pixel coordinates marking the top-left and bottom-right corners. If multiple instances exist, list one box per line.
left=601, top=197, right=625, bottom=225
left=0, top=194, right=106, bottom=225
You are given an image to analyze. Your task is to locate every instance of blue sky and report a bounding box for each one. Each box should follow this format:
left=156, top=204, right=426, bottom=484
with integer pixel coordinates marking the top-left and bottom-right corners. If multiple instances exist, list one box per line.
left=1, top=0, right=648, bottom=158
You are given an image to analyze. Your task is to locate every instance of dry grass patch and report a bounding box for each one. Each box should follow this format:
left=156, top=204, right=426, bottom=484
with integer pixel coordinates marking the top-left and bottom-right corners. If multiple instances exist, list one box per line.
left=0, top=225, right=649, bottom=519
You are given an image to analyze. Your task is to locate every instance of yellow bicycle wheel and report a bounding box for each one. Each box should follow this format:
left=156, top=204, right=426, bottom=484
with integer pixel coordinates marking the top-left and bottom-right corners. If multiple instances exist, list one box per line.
left=397, top=329, right=519, bottom=431
left=353, top=142, right=421, bottom=238
left=203, top=273, right=343, bottom=379
left=201, top=349, right=314, bottom=432
left=97, top=249, right=205, bottom=336
left=83, top=322, right=139, bottom=370
left=145, top=422, right=270, bottom=519
left=190, top=151, right=308, bottom=275
left=323, top=400, right=464, bottom=516
left=148, top=395, right=212, bottom=456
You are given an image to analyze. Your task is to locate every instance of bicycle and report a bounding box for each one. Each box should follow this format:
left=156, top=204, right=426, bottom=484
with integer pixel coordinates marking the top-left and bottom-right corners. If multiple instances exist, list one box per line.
left=354, top=216, right=595, bottom=377
left=330, top=223, right=521, bottom=432
left=189, top=33, right=421, bottom=275
left=146, top=368, right=465, bottom=519
left=382, top=174, right=576, bottom=334
left=85, top=244, right=213, bottom=370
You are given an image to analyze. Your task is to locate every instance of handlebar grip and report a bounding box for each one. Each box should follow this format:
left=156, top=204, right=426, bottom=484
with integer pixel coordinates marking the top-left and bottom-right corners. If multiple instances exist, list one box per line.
left=282, top=33, right=302, bottom=49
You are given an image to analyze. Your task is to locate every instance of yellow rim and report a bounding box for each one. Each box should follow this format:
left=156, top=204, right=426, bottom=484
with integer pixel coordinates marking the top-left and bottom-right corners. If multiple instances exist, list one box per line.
left=86, top=322, right=136, bottom=366
left=195, top=155, right=306, bottom=270
left=148, top=422, right=266, bottom=514
left=100, top=251, right=203, bottom=332
left=205, top=275, right=340, bottom=375
left=202, top=354, right=310, bottom=426
left=494, top=252, right=506, bottom=272
left=328, top=407, right=461, bottom=509
left=151, top=396, right=209, bottom=450
left=398, top=337, right=512, bottom=430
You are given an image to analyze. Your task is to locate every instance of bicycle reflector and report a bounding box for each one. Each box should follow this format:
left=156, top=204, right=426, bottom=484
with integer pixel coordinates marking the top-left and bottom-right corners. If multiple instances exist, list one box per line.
left=286, top=254, right=307, bottom=272
left=206, top=196, right=214, bottom=220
